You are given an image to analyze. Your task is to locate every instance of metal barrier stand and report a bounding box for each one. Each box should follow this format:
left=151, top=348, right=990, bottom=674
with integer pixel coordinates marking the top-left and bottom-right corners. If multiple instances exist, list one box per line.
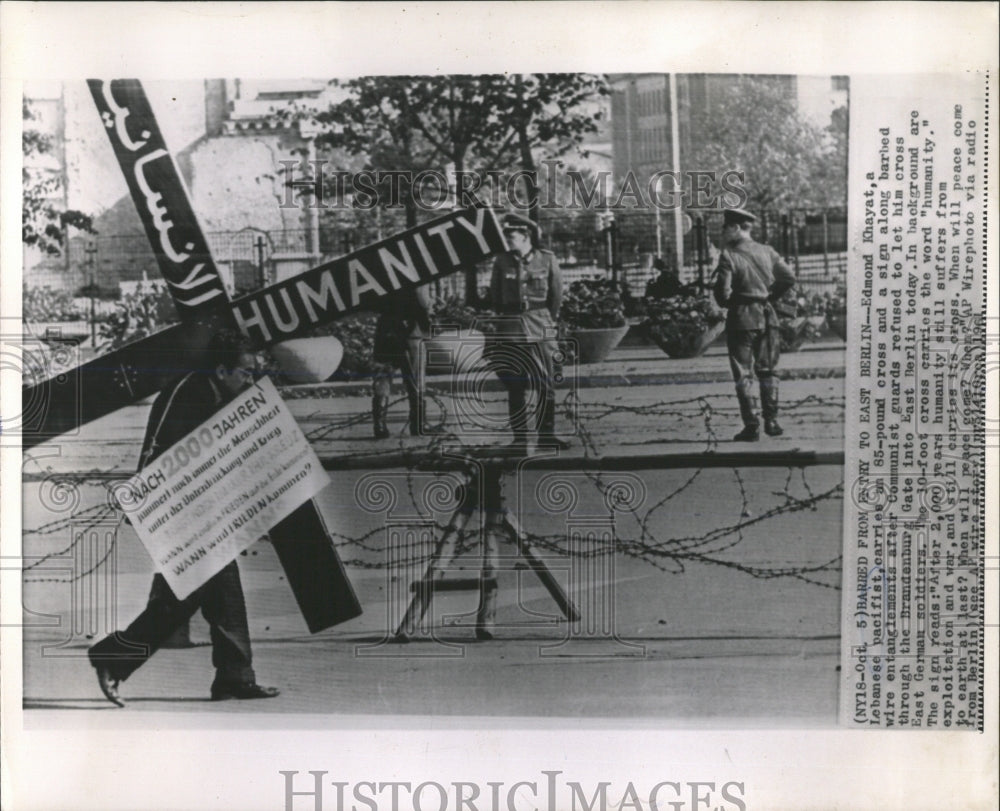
left=394, top=452, right=581, bottom=642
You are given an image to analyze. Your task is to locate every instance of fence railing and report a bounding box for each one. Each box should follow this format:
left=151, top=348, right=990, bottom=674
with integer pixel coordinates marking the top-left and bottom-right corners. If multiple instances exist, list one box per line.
left=31, top=207, right=847, bottom=301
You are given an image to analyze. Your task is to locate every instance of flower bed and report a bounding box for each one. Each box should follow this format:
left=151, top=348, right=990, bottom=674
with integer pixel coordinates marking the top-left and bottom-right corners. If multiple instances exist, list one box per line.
left=98, top=284, right=179, bottom=350
left=641, top=293, right=726, bottom=359
left=774, top=287, right=820, bottom=352
left=558, top=279, right=629, bottom=364
left=821, top=284, right=847, bottom=340
left=558, top=279, right=628, bottom=330
left=23, top=285, right=87, bottom=323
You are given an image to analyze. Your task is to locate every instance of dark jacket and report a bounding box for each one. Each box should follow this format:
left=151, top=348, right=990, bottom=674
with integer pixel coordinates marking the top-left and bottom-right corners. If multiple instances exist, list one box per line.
left=645, top=271, right=687, bottom=299
left=139, top=372, right=225, bottom=470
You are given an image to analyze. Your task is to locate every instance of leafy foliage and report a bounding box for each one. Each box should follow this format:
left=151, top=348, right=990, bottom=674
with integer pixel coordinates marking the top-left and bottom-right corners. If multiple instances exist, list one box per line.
left=642, top=293, right=726, bottom=358
left=288, top=74, right=606, bottom=304
left=774, top=284, right=849, bottom=350
left=559, top=279, right=628, bottom=330
left=778, top=317, right=820, bottom=352
left=22, top=99, right=95, bottom=255
left=310, top=74, right=607, bottom=183
left=22, top=285, right=86, bottom=322
left=687, top=77, right=847, bottom=210
left=432, top=295, right=496, bottom=333
left=823, top=282, right=848, bottom=315
left=99, top=284, right=178, bottom=350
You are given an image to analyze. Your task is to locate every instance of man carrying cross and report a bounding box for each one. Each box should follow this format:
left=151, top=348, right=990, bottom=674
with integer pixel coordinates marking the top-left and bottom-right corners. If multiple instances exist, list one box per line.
left=87, top=330, right=279, bottom=706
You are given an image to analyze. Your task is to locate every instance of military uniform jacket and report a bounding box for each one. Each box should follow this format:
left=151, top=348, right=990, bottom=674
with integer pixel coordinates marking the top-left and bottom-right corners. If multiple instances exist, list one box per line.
left=489, top=248, right=562, bottom=340
left=712, top=238, right=795, bottom=331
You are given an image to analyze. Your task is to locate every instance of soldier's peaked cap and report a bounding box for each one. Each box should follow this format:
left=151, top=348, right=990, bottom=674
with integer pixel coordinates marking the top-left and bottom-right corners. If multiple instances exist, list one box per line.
left=723, top=208, right=757, bottom=226
left=500, top=213, right=540, bottom=235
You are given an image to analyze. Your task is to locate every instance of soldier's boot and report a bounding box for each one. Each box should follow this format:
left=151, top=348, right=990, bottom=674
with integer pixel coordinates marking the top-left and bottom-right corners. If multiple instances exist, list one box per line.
left=536, top=394, right=571, bottom=450
left=408, top=394, right=443, bottom=437
left=371, top=395, right=391, bottom=439
left=760, top=377, right=782, bottom=436
left=734, top=380, right=760, bottom=442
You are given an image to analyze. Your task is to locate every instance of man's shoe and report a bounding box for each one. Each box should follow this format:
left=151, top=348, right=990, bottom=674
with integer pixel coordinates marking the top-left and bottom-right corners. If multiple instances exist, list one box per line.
left=733, top=425, right=760, bottom=442
left=94, top=664, right=125, bottom=707
left=764, top=419, right=783, bottom=437
left=210, top=681, right=280, bottom=701
left=537, top=434, right=571, bottom=451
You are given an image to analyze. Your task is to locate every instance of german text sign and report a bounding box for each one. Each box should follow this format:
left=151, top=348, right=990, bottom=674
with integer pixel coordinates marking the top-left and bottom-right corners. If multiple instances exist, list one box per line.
left=114, top=378, right=329, bottom=598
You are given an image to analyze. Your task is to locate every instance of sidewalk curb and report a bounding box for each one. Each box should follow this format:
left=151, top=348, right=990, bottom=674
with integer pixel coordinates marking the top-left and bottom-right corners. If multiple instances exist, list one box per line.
left=280, top=364, right=846, bottom=399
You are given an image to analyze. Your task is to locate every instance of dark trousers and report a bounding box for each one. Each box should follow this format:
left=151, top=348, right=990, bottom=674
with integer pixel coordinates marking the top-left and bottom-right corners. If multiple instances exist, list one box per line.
left=727, top=327, right=780, bottom=427
left=88, top=560, right=254, bottom=684
left=496, top=339, right=558, bottom=440
left=372, top=335, right=425, bottom=426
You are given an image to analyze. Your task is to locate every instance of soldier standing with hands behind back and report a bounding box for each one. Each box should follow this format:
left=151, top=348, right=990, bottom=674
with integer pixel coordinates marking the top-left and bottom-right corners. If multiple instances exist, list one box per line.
left=713, top=208, right=796, bottom=441
left=489, top=213, right=571, bottom=453
left=370, top=283, right=440, bottom=439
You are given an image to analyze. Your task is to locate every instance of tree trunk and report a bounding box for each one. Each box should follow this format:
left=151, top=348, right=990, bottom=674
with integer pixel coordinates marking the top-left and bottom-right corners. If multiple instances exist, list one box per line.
left=454, top=152, right=480, bottom=306
left=515, top=75, right=540, bottom=229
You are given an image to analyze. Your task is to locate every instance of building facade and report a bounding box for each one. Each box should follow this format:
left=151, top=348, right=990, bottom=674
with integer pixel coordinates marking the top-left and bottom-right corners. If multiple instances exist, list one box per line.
left=608, top=73, right=807, bottom=190
left=23, top=79, right=333, bottom=296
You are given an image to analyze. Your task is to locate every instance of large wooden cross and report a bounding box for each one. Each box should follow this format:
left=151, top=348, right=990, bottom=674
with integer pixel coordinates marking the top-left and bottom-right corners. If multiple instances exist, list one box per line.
left=22, top=79, right=507, bottom=633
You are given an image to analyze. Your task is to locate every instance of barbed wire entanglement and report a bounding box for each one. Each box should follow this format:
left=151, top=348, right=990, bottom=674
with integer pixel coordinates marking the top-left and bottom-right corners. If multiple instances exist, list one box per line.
left=22, top=390, right=844, bottom=590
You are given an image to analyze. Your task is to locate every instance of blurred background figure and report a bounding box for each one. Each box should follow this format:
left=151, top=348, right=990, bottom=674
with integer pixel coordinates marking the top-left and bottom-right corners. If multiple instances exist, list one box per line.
left=370, top=284, right=441, bottom=438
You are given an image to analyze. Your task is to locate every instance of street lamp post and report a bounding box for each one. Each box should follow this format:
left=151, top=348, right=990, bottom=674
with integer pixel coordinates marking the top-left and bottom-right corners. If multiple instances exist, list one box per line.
left=255, top=236, right=266, bottom=289
left=597, top=209, right=618, bottom=282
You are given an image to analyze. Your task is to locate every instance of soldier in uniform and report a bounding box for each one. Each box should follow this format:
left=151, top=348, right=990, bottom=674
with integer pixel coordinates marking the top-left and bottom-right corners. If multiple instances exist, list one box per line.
left=489, top=213, right=570, bottom=452
left=370, top=283, right=440, bottom=438
left=712, top=208, right=797, bottom=441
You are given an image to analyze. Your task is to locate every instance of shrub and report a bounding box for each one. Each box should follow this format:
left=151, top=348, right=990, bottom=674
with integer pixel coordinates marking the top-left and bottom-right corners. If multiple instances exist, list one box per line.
left=99, top=284, right=179, bottom=349
left=558, top=279, right=627, bottom=330
left=824, top=283, right=847, bottom=315
left=642, top=292, right=725, bottom=358
left=23, top=284, right=86, bottom=322
left=432, top=295, right=495, bottom=333
left=778, top=316, right=822, bottom=352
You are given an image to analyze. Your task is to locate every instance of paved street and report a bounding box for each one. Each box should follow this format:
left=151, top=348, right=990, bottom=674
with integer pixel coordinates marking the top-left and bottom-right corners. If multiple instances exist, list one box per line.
left=20, top=344, right=846, bottom=723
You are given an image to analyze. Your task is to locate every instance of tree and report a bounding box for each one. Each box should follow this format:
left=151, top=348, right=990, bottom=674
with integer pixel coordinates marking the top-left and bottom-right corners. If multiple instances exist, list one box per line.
left=686, top=77, right=845, bottom=212
left=303, top=73, right=608, bottom=302
left=22, top=99, right=94, bottom=255
left=489, top=73, right=608, bottom=222
left=813, top=103, right=849, bottom=208
left=306, top=77, right=444, bottom=229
